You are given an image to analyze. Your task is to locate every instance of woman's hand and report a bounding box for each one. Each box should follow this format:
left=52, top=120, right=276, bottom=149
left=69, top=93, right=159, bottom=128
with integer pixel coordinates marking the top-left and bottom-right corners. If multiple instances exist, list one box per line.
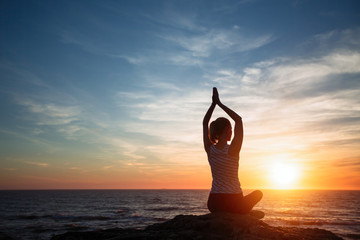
left=212, top=87, right=220, bottom=104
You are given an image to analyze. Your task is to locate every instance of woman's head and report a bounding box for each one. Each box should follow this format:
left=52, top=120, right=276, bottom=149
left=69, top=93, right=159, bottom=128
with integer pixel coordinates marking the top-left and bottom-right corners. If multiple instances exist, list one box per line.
left=209, top=117, right=232, bottom=143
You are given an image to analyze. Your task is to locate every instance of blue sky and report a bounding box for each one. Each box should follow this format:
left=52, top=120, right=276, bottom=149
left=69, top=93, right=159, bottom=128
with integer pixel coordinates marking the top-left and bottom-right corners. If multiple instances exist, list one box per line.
left=1, top=0, right=360, bottom=189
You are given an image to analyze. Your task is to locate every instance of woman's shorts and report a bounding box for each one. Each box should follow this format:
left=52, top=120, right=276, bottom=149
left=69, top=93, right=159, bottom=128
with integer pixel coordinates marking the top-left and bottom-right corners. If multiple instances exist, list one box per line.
left=207, top=192, right=247, bottom=214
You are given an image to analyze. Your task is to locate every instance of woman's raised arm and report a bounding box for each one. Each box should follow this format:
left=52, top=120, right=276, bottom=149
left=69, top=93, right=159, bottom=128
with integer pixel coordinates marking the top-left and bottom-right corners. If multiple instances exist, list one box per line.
left=203, top=102, right=215, bottom=154
left=203, top=89, right=218, bottom=154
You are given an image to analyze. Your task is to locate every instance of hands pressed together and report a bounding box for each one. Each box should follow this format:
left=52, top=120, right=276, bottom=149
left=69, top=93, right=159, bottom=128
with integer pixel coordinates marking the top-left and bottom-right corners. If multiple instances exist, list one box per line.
left=212, top=87, right=221, bottom=105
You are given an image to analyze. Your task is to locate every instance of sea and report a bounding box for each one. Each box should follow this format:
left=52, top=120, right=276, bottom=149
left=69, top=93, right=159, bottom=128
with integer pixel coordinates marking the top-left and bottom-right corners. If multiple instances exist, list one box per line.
left=0, top=189, right=359, bottom=240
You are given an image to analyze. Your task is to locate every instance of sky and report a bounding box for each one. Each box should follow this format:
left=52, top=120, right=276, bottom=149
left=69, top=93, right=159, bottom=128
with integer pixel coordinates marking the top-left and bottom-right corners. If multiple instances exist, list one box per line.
left=1, top=0, right=360, bottom=190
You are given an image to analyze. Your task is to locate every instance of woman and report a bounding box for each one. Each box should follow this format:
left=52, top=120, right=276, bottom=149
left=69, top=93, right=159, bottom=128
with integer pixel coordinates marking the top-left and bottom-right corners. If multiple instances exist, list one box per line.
left=203, top=87, right=263, bottom=214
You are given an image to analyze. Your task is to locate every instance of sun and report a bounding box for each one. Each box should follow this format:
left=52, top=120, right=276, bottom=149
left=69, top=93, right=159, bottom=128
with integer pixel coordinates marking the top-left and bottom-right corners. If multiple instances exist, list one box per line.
left=269, top=162, right=300, bottom=189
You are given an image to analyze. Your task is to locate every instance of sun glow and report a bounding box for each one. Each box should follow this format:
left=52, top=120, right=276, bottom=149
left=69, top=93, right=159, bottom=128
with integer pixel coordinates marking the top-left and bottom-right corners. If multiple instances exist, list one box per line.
left=269, top=162, right=300, bottom=189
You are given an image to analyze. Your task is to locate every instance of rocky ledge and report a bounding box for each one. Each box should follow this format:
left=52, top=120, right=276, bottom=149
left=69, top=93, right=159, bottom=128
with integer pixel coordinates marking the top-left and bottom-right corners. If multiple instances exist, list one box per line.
left=51, top=213, right=343, bottom=240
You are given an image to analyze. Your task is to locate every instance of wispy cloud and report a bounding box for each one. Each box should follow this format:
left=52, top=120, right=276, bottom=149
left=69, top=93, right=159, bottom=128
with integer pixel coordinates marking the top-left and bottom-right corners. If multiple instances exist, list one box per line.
left=211, top=0, right=256, bottom=13
left=69, top=167, right=89, bottom=173
left=3, top=168, right=16, bottom=171
left=119, top=28, right=273, bottom=66
left=312, top=28, right=360, bottom=46
left=0, top=129, right=61, bottom=152
left=60, top=30, right=103, bottom=55
left=57, top=125, right=82, bottom=138
left=141, top=6, right=207, bottom=32
left=25, top=161, right=49, bottom=167
left=112, top=55, right=147, bottom=65
left=161, top=29, right=273, bottom=58
left=15, top=97, right=81, bottom=125
left=103, top=165, right=113, bottom=169
left=0, top=62, right=49, bottom=88
left=59, top=7, right=273, bottom=67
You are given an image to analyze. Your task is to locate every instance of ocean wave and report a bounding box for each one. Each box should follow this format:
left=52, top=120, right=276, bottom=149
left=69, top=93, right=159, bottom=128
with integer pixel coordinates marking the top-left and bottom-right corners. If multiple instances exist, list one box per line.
left=277, top=219, right=360, bottom=227
left=286, top=220, right=324, bottom=226
left=13, top=214, right=51, bottom=220
left=272, top=209, right=312, bottom=217
left=24, top=224, right=53, bottom=233
left=12, top=214, right=112, bottom=221
left=63, top=223, right=89, bottom=231
left=57, top=215, right=112, bottom=221
left=145, top=207, right=181, bottom=211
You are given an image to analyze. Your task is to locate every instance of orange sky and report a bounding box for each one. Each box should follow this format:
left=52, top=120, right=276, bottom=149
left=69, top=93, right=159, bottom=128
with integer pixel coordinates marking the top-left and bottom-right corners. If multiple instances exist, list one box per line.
left=1, top=131, right=359, bottom=190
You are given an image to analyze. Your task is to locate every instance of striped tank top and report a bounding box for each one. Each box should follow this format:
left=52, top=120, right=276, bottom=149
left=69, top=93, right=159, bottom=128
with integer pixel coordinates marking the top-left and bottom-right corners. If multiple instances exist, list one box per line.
left=208, top=144, right=242, bottom=194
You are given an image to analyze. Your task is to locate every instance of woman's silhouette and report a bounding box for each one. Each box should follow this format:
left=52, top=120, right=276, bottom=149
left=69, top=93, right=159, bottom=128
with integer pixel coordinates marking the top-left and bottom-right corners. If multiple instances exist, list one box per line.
left=203, top=87, right=263, bottom=214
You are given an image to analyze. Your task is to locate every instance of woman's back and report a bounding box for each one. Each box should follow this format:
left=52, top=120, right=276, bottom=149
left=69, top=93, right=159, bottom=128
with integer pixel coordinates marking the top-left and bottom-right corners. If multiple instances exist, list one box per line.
left=208, top=144, right=242, bottom=194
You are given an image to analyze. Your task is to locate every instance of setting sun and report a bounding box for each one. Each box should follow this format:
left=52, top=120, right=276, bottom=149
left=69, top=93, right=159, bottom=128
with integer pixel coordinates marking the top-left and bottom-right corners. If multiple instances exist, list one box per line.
left=269, top=162, right=300, bottom=189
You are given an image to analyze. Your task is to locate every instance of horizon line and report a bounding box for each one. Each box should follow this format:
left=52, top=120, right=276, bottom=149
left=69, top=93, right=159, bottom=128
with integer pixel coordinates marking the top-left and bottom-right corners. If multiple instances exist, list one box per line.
left=1, top=188, right=359, bottom=191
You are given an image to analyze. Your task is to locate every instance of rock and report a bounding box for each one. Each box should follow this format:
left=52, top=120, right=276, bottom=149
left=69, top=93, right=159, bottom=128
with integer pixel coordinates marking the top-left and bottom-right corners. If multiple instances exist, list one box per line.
left=51, top=213, right=343, bottom=240
left=0, top=232, right=19, bottom=240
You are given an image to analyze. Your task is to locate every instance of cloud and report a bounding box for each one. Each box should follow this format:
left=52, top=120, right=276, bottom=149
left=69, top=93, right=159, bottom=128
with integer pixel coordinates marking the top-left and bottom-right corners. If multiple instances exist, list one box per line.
left=57, top=125, right=82, bottom=138
left=203, top=50, right=360, bottom=104
left=0, top=62, right=49, bottom=88
left=114, top=9, right=273, bottom=66
left=0, top=129, right=61, bottom=152
left=333, top=157, right=360, bottom=171
left=9, top=78, right=169, bottom=166
left=69, top=167, right=89, bottom=173
left=60, top=30, right=134, bottom=61
left=211, top=0, right=255, bottom=13
left=58, top=5, right=273, bottom=68
left=257, top=51, right=360, bottom=100
left=60, top=30, right=103, bottom=55
left=113, top=55, right=147, bottom=65
left=141, top=5, right=207, bottom=32
left=126, top=163, right=144, bottom=166
left=15, top=98, right=81, bottom=125
left=314, top=28, right=360, bottom=45
left=25, top=161, right=49, bottom=167
left=3, top=168, right=16, bottom=171
left=32, top=128, right=44, bottom=135
left=303, top=28, right=360, bottom=51
left=163, top=29, right=273, bottom=57
left=130, top=29, right=272, bottom=67
left=114, top=87, right=211, bottom=165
